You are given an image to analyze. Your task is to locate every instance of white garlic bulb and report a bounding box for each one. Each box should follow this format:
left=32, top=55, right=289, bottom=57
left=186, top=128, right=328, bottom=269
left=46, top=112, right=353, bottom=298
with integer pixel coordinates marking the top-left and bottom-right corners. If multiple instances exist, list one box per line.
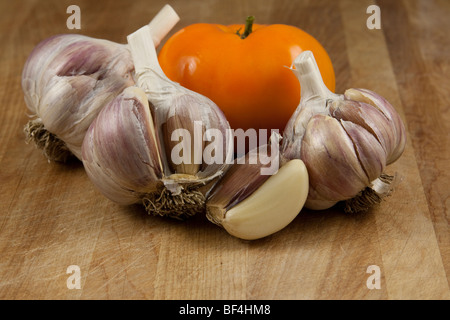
left=282, top=51, right=406, bottom=212
left=22, top=5, right=180, bottom=162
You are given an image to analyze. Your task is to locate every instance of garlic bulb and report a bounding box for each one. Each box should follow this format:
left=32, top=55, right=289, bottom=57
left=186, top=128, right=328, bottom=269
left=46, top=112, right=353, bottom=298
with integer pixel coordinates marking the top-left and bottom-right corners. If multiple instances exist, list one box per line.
left=22, top=5, right=180, bottom=162
left=281, top=51, right=406, bottom=212
left=81, top=25, right=233, bottom=219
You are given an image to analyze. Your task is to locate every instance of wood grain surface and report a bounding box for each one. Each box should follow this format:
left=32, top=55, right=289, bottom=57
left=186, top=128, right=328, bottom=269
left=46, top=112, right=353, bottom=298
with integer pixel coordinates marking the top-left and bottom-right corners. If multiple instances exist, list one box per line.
left=0, top=0, right=449, bottom=300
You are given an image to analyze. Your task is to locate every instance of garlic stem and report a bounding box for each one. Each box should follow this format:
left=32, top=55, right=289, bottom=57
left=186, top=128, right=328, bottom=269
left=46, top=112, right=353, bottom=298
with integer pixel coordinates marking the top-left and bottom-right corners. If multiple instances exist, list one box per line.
left=147, top=4, right=180, bottom=48
left=293, top=50, right=339, bottom=108
left=282, top=51, right=342, bottom=160
left=127, top=25, right=174, bottom=177
left=127, top=25, right=172, bottom=94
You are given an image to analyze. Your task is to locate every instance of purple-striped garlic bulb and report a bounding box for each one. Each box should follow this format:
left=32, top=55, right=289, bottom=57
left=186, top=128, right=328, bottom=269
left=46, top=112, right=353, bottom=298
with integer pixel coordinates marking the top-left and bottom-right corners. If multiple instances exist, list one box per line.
left=22, top=5, right=179, bottom=162
left=281, top=51, right=406, bottom=213
left=81, top=25, right=233, bottom=219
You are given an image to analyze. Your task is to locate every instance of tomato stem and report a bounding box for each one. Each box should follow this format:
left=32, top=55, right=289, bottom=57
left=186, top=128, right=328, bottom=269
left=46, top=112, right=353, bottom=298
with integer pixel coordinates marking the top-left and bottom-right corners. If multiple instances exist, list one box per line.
left=240, top=16, right=255, bottom=39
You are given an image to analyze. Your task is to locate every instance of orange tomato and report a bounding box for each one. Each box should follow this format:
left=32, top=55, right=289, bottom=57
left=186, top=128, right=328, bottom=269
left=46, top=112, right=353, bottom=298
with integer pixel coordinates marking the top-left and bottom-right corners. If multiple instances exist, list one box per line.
left=158, top=19, right=335, bottom=134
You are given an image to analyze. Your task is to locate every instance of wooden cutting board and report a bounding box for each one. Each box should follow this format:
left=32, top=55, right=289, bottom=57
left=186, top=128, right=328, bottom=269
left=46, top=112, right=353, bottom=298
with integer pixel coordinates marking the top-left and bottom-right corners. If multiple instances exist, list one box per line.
left=1, top=0, right=449, bottom=300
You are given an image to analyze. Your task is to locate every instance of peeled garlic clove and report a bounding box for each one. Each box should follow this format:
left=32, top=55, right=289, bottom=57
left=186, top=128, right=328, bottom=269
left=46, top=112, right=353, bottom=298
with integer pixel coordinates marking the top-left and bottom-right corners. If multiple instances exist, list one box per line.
left=206, top=146, right=273, bottom=216
left=282, top=51, right=406, bottom=212
left=206, top=159, right=309, bottom=240
left=82, top=86, right=163, bottom=205
left=22, top=5, right=180, bottom=162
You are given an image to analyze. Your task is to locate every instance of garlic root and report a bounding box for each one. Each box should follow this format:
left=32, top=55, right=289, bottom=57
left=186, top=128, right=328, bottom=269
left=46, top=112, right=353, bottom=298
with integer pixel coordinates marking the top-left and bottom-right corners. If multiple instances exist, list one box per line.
left=142, top=185, right=206, bottom=220
left=343, top=173, right=395, bottom=214
left=24, top=118, right=72, bottom=162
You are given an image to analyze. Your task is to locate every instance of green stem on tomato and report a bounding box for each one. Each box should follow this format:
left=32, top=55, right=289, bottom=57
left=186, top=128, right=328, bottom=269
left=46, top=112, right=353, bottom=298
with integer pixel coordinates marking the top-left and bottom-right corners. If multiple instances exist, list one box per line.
left=240, top=16, right=255, bottom=39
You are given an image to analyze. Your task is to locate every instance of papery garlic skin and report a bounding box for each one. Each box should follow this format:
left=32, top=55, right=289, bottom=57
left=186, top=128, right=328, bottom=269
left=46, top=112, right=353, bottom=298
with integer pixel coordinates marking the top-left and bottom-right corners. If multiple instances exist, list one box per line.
left=282, top=51, right=406, bottom=211
left=82, top=86, right=163, bottom=205
left=22, top=34, right=136, bottom=161
left=342, top=88, right=406, bottom=165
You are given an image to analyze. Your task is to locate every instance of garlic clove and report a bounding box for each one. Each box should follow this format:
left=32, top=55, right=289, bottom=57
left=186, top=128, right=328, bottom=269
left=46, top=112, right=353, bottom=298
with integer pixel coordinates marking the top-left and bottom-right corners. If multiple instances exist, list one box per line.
left=37, top=72, right=132, bottom=160
left=300, top=115, right=369, bottom=206
left=161, top=93, right=232, bottom=180
left=206, top=148, right=273, bottom=217
left=328, top=99, right=388, bottom=182
left=82, top=86, right=163, bottom=205
left=162, top=95, right=205, bottom=176
left=206, top=159, right=309, bottom=240
left=339, top=120, right=386, bottom=182
left=329, top=99, right=393, bottom=162
left=344, top=88, right=406, bottom=164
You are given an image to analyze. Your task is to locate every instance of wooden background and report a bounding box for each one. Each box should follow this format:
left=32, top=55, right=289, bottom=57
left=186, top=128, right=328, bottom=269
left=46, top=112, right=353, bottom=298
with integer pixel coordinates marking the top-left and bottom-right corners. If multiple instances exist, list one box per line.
left=1, top=0, right=449, bottom=300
